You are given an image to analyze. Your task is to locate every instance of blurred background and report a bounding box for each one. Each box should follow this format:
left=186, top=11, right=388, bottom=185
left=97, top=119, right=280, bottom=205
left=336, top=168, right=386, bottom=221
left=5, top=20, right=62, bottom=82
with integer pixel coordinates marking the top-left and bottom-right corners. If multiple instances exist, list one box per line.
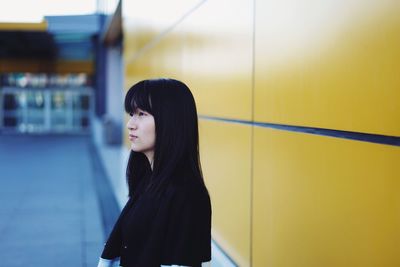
left=0, top=0, right=399, bottom=266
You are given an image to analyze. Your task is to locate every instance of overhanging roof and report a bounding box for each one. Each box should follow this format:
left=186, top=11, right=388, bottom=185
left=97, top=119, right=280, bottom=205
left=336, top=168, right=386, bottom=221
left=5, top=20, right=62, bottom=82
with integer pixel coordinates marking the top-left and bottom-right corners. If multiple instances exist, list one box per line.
left=0, top=30, right=57, bottom=59
left=0, top=21, right=47, bottom=31
left=0, top=15, right=100, bottom=72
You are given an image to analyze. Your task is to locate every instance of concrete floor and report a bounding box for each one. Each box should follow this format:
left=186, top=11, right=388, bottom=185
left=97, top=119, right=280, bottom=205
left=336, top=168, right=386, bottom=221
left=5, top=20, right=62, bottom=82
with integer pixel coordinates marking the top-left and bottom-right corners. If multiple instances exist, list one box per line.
left=0, top=135, right=104, bottom=267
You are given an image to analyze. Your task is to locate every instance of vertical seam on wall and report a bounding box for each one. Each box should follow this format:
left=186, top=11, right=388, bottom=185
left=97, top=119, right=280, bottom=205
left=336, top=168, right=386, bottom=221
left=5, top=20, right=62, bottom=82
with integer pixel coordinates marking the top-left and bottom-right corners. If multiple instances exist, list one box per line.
left=125, top=0, right=207, bottom=65
left=250, top=0, right=256, bottom=266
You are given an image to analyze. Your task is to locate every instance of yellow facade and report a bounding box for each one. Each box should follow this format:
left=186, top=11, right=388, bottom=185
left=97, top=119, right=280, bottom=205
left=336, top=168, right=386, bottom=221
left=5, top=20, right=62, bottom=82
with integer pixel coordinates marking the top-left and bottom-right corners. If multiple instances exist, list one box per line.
left=122, top=0, right=400, bottom=266
left=253, top=128, right=400, bottom=266
left=199, top=120, right=251, bottom=267
left=255, top=0, right=400, bottom=137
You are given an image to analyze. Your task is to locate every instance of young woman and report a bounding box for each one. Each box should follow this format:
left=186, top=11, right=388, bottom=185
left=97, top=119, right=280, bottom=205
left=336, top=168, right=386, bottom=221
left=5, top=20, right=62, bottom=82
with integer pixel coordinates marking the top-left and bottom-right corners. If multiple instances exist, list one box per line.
left=97, top=78, right=212, bottom=267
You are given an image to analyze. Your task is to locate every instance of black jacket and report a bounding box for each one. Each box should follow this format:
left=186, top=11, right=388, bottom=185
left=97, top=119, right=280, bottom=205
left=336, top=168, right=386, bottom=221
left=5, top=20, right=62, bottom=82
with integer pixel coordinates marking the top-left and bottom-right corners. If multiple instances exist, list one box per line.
left=101, top=177, right=212, bottom=267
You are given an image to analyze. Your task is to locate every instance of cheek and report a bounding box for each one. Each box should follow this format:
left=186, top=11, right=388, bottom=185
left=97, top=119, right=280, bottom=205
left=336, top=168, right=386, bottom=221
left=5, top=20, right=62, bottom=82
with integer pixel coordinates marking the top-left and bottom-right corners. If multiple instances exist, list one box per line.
left=146, top=126, right=155, bottom=140
left=145, top=119, right=156, bottom=143
left=151, top=125, right=156, bottom=143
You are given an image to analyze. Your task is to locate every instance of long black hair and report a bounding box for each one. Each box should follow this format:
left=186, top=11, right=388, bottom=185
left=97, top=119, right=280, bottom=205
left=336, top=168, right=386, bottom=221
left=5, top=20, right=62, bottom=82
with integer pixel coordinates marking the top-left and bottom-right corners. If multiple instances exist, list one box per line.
left=124, top=78, right=206, bottom=197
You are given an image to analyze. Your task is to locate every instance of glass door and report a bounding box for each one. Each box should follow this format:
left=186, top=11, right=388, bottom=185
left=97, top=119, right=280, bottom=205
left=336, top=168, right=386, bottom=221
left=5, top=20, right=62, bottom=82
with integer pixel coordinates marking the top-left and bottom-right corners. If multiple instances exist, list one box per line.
left=1, top=88, right=92, bottom=134
left=24, top=91, right=46, bottom=132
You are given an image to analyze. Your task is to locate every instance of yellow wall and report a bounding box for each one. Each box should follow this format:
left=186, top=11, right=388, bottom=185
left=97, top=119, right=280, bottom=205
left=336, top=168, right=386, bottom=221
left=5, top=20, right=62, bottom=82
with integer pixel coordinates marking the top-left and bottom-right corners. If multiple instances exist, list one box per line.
left=253, top=128, right=400, bottom=266
left=255, top=0, right=400, bottom=137
left=199, top=120, right=252, bottom=266
left=122, top=0, right=400, bottom=266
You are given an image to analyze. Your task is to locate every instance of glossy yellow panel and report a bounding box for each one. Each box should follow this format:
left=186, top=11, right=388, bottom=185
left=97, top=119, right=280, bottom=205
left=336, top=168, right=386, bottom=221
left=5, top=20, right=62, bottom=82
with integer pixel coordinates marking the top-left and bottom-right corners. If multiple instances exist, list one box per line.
left=123, top=0, right=202, bottom=64
left=199, top=119, right=251, bottom=267
left=182, top=0, right=253, bottom=120
left=255, top=0, right=400, bottom=136
left=253, top=127, right=400, bottom=266
left=124, top=32, right=184, bottom=82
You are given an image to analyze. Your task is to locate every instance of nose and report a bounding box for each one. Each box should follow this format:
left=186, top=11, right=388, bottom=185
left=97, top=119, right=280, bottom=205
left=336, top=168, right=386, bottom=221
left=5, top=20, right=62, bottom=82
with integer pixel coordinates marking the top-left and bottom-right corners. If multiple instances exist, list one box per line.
left=126, top=116, right=137, bottom=130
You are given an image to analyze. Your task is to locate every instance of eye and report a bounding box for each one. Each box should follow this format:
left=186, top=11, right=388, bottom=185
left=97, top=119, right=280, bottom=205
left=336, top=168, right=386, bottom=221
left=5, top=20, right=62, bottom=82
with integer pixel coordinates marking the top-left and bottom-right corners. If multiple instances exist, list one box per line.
left=129, top=112, right=134, bottom=117
left=138, top=111, right=146, bottom=116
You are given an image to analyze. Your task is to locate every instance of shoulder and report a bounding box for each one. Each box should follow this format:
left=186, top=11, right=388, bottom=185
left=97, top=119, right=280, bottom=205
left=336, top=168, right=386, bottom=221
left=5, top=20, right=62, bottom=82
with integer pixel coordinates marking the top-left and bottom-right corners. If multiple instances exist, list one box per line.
left=167, top=179, right=210, bottom=199
left=163, top=179, right=211, bottom=212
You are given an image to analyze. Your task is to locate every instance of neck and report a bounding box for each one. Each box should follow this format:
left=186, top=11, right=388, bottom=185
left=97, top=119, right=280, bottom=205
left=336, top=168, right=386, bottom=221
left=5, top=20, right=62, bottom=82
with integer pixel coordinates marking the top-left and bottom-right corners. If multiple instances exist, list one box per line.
left=144, top=151, right=154, bottom=170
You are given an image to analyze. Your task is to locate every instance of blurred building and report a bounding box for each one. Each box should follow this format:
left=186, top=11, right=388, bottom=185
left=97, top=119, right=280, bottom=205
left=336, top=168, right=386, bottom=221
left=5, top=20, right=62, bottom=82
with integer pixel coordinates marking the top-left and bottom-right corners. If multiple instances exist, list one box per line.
left=0, top=15, right=97, bottom=134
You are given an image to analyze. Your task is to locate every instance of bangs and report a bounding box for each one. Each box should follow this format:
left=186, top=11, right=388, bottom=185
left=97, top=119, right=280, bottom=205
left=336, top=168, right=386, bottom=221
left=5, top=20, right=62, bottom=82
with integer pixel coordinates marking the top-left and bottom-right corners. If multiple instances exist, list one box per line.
left=124, top=81, right=153, bottom=114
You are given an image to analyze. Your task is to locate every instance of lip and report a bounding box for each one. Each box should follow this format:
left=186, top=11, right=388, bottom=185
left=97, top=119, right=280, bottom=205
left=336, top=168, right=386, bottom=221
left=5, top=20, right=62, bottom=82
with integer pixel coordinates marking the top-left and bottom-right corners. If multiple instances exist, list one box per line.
left=128, top=134, right=138, bottom=141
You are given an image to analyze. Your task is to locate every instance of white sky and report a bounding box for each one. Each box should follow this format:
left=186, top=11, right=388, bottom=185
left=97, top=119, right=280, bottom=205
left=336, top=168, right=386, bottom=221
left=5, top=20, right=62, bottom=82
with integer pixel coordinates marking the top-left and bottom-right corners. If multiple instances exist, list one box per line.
left=0, top=0, right=97, bottom=22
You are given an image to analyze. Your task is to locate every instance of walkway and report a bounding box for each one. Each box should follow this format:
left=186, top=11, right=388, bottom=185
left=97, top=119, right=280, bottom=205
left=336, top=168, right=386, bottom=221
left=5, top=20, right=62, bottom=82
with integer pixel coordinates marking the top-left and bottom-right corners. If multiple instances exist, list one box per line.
left=0, top=135, right=104, bottom=267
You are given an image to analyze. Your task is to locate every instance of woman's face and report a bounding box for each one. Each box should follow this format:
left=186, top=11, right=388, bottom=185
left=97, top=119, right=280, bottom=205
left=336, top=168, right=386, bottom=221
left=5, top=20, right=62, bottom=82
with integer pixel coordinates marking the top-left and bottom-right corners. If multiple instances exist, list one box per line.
left=126, top=108, right=156, bottom=163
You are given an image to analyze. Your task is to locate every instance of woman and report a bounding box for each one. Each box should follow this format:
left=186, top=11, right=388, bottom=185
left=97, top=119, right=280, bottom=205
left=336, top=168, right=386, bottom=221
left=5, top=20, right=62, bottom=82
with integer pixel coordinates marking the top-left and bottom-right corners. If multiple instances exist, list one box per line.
left=97, top=78, right=212, bottom=267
